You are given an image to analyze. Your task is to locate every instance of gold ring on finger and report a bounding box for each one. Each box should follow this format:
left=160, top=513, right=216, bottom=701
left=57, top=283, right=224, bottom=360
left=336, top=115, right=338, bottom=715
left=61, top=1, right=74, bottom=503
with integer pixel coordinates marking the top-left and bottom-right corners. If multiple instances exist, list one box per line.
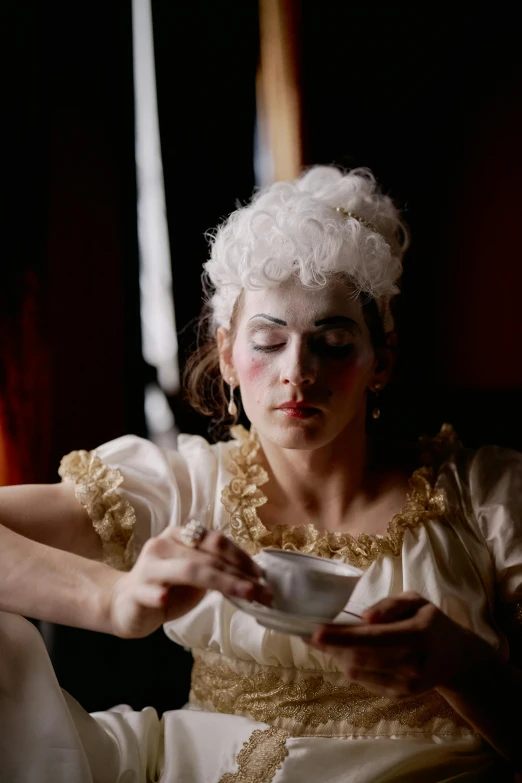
left=180, top=519, right=206, bottom=549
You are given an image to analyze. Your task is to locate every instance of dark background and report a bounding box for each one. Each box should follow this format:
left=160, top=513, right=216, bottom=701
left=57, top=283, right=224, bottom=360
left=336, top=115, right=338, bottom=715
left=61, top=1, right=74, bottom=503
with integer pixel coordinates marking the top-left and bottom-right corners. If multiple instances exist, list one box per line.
left=2, top=1, right=522, bottom=712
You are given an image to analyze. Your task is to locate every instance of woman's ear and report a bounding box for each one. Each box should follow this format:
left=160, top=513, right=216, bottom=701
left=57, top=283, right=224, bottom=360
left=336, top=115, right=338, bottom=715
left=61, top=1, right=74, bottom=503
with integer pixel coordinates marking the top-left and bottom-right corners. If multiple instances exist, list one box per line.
left=217, top=327, right=235, bottom=381
left=371, top=333, right=397, bottom=390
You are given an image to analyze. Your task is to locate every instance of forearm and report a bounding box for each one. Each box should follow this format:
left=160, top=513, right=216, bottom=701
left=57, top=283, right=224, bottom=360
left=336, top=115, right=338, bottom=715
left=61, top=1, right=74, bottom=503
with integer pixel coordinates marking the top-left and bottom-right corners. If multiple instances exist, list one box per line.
left=0, top=482, right=102, bottom=557
left=0, top=522, right=119, bottom=633
left=437, top=635, right=522, bottom=771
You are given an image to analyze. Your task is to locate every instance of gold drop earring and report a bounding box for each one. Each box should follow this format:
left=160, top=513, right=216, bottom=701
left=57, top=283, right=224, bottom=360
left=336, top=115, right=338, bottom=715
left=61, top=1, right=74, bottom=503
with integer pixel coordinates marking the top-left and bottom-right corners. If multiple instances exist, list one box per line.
left=372, top=382, right=381, bottom=420
left=228, top=377, right=238, bottom=416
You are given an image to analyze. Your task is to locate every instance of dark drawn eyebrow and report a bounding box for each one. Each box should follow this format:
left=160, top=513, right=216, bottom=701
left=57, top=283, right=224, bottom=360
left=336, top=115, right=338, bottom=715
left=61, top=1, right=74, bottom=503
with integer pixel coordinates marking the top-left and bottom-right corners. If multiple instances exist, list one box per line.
left=248, top=313, right=361, bottom=334
left=248, top=314, right=287, bottom=325
left=313, top=316, right=361, bottom=334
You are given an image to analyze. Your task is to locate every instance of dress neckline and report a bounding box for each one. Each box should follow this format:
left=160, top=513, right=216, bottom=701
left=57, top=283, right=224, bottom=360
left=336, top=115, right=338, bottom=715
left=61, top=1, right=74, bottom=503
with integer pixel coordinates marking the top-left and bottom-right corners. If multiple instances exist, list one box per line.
left=220, top=424, right=457, bottom=569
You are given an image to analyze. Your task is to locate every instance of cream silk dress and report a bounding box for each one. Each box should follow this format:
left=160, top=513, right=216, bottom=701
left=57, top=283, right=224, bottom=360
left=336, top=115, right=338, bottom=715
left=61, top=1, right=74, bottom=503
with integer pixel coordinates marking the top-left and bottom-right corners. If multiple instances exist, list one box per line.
left=1, top=425, right=521, bottom=782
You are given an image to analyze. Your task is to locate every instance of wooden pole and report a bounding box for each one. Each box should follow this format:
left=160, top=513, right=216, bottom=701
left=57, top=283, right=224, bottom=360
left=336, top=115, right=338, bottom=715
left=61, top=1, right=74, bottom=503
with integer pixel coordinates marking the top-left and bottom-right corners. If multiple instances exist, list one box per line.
left=257, top=0, right=302, bottom=182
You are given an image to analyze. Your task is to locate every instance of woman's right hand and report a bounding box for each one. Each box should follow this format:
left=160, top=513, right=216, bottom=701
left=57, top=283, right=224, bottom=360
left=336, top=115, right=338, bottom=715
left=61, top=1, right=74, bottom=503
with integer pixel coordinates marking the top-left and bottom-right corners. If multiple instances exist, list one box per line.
left=107, top=524, right=271, bottom=639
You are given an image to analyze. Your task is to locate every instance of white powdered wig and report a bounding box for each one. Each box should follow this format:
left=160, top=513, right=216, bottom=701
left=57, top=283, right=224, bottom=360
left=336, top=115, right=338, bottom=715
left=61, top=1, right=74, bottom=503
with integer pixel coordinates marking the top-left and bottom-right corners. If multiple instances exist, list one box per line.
left=204, top=166, right=409, bottom=332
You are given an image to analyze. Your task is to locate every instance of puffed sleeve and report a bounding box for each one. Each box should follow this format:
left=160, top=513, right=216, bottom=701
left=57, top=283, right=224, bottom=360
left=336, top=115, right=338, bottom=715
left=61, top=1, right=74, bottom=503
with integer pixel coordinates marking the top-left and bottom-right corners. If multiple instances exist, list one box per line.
left=58, top=435, right=192, bottom=571
left=469, top=445, right=522, bottom=661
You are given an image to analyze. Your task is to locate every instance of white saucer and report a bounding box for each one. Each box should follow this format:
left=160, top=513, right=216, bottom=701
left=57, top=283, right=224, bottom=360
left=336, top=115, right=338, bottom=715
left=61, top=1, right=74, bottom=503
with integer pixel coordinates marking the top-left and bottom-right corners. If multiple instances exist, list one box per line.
left=227, top=597, right=365, bottom=638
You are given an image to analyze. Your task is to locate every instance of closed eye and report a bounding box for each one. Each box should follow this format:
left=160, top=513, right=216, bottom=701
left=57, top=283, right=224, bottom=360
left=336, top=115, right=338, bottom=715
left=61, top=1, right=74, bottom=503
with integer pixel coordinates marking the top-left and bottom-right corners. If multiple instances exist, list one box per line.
left=252, top=343, right=284, bottom=352
left=315, top=344, right=355, bottom=359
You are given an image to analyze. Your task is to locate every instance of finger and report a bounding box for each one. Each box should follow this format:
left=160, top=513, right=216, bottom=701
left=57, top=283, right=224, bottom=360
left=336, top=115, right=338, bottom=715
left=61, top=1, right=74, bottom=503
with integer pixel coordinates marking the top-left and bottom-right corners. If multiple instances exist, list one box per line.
left=305, top=640, right=421, bottom=696
left=310, top=619, right=421, bottom=647
left=344, top=668, right=426, bottom=698
left=305, top=638, right=414, bottom=689
left=193, top=565, right=272, bottom=604
left=306, top=639, right=414, bottom=670
left=170, top=527, right=263, bottom=579
left=198, top=530, right=264, bottom=578
left=152, top=556, right=272, bottom=605
left=362, top=593, right=428, bottom=624
left=340, top=668, right=409, bottom=698
left=149, top=550, right=267, bottom=592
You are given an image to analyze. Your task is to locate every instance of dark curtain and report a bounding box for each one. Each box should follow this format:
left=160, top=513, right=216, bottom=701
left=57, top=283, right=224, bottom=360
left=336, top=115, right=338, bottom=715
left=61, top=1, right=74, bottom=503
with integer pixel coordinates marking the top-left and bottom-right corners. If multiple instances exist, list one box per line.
left=2, top=1, right=148, bottom=480
left=2, top=5, right=51, bottom=485
left=300, top=3, right=522, bottom=450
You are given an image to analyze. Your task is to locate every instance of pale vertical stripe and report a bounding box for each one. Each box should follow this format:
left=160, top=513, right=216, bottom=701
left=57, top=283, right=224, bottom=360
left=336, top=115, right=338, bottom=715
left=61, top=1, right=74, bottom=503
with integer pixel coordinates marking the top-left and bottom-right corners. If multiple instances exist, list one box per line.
left=132, top=0, right=179, bottom=394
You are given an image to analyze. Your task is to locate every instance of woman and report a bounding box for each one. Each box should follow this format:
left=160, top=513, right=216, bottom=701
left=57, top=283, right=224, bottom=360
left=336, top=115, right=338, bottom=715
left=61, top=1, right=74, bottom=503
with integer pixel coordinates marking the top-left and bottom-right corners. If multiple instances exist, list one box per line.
left=1, top=166, right=521, bottom=782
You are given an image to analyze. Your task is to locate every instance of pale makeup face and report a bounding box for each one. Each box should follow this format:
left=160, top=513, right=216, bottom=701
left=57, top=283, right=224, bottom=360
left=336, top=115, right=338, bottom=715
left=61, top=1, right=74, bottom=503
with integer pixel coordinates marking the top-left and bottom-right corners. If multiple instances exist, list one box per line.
left=219, top=278, right=388, bottom=450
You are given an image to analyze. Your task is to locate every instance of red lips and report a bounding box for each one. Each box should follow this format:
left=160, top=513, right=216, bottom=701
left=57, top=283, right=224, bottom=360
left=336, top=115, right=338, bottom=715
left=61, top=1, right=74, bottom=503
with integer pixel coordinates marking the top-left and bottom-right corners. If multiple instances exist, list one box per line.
left=276, top=401, right=321, bottom=418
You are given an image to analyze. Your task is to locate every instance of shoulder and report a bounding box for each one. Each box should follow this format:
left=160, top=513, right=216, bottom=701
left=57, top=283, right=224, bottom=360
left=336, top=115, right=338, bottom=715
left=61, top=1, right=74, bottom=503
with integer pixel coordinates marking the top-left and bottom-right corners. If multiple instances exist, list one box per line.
left=437, top=440, right=522, bottom=549
left=379, top=426, right=522, bottom=527
left=440, top=440, right=522, bottom=492
left=94, top=432, right=238, bottom=531
left=176, top=433, right=239, bottom=501
left=176, top=432, right=239, bottom=528
left=466, top=443, right=522, bottom=507
left=177, top=432, right=236, bottom=470
left=468, top=443, right=522, bottom=481
left=95, top=432, right=234, bottom=473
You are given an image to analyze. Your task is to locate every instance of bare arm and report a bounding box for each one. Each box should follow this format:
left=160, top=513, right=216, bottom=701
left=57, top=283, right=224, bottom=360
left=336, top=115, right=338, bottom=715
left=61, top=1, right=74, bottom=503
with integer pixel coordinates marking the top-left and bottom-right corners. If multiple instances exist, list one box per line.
left=0, top=483, right=102, bottom=558
left=0, top=521, right=271, bottom=639
left=0, top=521, right=116, bottom=631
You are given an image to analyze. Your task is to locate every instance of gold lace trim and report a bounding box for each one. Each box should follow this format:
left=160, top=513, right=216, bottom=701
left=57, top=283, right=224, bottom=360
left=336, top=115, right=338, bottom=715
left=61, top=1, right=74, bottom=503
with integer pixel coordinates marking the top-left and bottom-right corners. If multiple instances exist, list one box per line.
left=219, top=727, right=289, bottom=783
left=191, top=649, right=473, bottom=738
left=221, top=425, right=448, bottom=566
left=59, top=450, right=136, bottom=571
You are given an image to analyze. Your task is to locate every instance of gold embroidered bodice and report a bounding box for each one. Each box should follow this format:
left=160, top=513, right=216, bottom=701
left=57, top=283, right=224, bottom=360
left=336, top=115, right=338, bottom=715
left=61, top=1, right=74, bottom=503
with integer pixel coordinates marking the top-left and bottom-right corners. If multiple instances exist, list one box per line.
left=221, top=424, right=449, bottom=568
left=198, top=423, right=474, bottom=739
left=190, top=649, right=473, bottom=738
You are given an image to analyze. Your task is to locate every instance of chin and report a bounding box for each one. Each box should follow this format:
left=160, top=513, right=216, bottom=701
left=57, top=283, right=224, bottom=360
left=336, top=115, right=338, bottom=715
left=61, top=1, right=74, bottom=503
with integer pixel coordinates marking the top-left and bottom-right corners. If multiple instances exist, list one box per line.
left=260, top=417, right=337, bottom=451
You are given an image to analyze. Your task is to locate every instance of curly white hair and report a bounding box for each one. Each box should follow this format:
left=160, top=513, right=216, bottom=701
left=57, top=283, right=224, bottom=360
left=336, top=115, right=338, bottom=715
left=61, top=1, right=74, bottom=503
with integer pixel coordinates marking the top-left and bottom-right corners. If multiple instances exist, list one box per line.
left=204, top=166, right=408, bottom=332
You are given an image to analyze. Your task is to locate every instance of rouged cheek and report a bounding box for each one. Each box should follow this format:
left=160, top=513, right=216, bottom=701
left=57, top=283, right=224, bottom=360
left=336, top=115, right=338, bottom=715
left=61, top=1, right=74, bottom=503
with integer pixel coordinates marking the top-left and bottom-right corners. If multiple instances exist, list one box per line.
left=233, top=347, right=270, bottom=384
left=235, top=353, right=274, bottom=410
left=245, top=356, right=267, bottom=381
left=330, top=362, right=369, bottom=395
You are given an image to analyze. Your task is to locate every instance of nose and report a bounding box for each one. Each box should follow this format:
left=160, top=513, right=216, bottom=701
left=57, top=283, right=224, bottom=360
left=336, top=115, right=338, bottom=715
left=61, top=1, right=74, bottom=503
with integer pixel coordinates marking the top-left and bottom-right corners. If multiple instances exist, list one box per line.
left=280, top=339, right=317, bottom=387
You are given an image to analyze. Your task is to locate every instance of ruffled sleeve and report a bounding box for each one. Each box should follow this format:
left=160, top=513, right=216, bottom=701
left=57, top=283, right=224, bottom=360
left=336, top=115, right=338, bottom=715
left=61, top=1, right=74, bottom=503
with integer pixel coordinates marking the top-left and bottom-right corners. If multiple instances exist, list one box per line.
left=468, top=445, right=522, bottom=660
left=59, top=435, right=193, bottom=570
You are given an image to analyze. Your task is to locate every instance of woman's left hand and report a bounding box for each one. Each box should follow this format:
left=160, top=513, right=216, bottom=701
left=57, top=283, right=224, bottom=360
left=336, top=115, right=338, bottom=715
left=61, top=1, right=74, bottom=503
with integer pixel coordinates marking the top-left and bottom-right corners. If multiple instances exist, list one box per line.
left=306, top=591, right=479, bottom=698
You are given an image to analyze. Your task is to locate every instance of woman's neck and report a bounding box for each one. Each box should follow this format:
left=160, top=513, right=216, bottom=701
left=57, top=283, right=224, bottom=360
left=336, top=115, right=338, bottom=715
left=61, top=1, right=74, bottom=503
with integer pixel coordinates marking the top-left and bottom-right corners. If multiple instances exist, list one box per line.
left=257, top=415, right=372, bottom=528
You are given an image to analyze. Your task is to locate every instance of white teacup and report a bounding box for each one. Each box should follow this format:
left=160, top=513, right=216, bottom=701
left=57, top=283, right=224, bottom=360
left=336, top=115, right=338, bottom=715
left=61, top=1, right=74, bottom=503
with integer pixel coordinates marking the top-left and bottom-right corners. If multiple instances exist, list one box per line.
left=257, top=549, right=363, bottom=619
